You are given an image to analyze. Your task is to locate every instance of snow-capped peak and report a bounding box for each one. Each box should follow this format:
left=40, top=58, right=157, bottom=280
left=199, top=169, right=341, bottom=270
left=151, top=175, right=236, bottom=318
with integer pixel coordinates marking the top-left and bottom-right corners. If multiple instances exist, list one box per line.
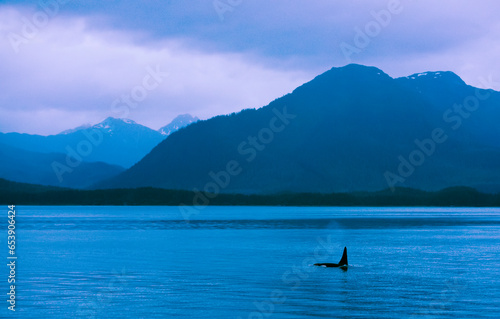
left=158, top=114, right=199, bottom=136
left=402, top=71, right=465, bottom=86
left=406, top=71, right=448, bottom=80
left=122, top=118, right=138, bottom=125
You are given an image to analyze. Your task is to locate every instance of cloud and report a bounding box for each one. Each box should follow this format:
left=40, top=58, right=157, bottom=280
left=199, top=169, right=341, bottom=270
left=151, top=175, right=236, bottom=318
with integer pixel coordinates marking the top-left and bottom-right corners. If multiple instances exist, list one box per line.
left=51, top=0, right=499, bottom=70
left=1, top=1, right=500, bottom=134
left=0, top=6, right=312, bottom=135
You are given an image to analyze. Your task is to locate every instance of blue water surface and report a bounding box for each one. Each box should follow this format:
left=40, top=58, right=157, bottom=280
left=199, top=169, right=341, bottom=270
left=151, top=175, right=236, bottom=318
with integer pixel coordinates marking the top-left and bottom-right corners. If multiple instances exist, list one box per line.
left=1, top=206, right=499, bottom=318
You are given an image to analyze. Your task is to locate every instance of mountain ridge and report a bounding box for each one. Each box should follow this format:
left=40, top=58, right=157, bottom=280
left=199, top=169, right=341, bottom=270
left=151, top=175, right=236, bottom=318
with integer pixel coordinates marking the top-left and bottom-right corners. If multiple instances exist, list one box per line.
left=0, top=114, right=199, bottom=169
left=97, top=64, right=500, bottom=193
left=0, top=143, right=125, bottom=188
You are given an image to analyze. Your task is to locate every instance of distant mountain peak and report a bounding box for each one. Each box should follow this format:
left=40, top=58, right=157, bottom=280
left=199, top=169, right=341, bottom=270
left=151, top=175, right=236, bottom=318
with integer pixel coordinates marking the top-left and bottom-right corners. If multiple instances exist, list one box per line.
left=90, top=117, right=143, bottom=135
left=57, top=115, right=199, bottom=140
left=58, top=117, right=138, bottom=135
left=97, top=117, right=138, bottom=126
left=173, top=114, right=199, bottom=122
left=158, top=114, right=199, bottom=136
left=2, top=116, right=164, bottom=169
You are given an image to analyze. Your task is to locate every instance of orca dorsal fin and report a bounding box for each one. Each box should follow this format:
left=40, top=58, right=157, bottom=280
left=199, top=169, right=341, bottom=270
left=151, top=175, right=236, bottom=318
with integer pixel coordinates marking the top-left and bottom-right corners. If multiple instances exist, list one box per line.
left=338, top=247, right=348, bottom=266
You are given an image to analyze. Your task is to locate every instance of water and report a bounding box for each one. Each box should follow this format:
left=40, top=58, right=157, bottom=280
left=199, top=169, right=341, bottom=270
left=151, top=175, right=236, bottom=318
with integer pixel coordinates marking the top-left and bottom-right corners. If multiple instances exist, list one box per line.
left=1, top=206, right=499, bottom=318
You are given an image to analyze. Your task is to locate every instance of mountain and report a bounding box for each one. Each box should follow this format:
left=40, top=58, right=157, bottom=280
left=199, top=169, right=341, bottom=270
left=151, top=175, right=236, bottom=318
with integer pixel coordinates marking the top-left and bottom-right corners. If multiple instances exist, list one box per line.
left=395, top=71, right=500, bottom=149
left=0, top=117, right=162, bottom=168
left=0, top=115, right=198, bottom=168
left=158, top=114, right=199, bottom=136
left=98, top=64, right=500, bottom=194
left=0, top=143, right=125, bottom=188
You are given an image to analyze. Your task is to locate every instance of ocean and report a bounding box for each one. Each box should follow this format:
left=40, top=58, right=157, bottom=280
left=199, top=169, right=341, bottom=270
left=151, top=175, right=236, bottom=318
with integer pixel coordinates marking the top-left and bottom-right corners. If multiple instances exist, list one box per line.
left=1, top=206, right=499, bottom=318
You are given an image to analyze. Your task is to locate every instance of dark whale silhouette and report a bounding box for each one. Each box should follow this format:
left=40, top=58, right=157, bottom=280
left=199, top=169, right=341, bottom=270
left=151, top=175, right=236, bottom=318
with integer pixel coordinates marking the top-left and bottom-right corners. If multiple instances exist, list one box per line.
left=314, top=247, right=348, bottom=269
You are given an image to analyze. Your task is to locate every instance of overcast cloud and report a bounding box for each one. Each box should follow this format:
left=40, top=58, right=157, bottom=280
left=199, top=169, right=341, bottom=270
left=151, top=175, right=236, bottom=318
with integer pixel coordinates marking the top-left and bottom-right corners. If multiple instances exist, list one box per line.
left=1, top=0, right=499, bottom=134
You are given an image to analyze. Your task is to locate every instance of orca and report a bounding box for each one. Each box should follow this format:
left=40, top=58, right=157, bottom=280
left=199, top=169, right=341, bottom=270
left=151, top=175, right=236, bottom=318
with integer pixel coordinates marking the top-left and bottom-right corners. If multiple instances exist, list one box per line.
left=314, top=247, right=348, bottom=269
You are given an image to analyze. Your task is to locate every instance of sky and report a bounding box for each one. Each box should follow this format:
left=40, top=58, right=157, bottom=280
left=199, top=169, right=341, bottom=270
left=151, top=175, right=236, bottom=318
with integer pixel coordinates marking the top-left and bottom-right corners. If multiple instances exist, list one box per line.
left=1, top=0, right=499, bottom=135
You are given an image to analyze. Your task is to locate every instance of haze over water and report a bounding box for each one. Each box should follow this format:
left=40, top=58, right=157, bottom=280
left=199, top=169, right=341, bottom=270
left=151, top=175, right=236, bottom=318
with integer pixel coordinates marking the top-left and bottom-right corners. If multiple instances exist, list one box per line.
left=2, top=206, right=499, bottom=318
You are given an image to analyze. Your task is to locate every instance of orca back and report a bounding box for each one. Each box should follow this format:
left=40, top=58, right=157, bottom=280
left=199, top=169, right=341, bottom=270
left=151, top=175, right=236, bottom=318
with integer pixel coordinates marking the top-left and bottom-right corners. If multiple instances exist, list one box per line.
left=338, top=247, right=348, bottom=265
